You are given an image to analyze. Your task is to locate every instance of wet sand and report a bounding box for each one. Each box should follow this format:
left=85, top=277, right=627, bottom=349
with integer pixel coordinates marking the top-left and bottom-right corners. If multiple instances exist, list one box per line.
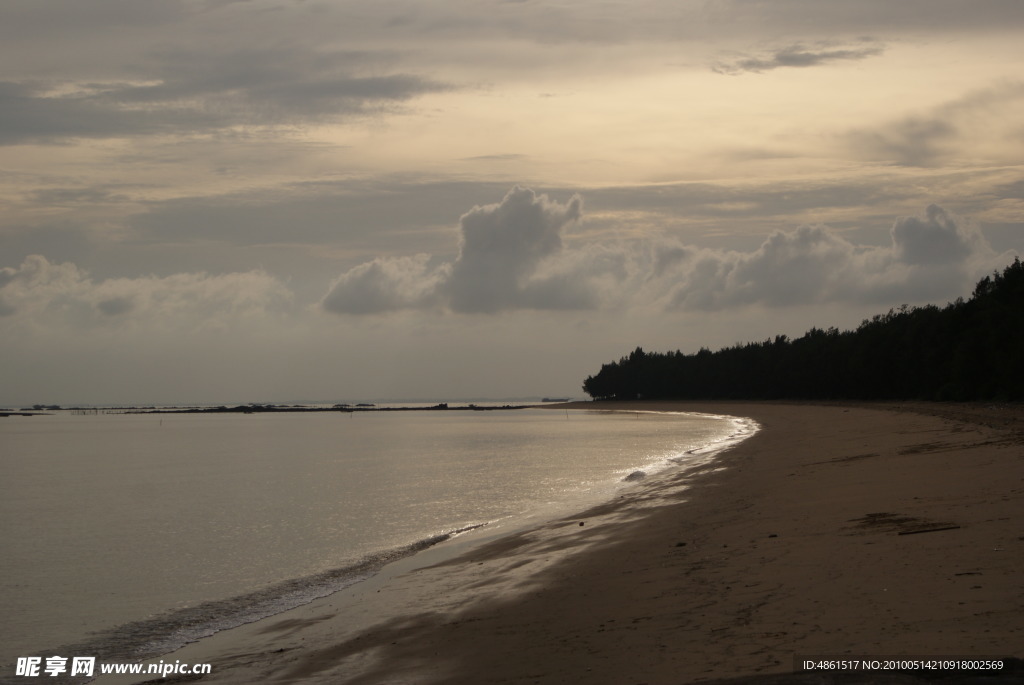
left=97, top=401, right=1023, bottom=685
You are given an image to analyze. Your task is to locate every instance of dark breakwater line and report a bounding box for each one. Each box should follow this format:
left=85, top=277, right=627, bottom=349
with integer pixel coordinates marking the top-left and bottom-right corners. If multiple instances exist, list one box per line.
left=130, top=404, right=532, bottom=414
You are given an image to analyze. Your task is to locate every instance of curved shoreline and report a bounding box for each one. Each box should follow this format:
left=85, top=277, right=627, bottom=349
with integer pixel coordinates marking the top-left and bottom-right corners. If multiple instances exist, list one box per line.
left=95, top=402, right=1023, bottom=684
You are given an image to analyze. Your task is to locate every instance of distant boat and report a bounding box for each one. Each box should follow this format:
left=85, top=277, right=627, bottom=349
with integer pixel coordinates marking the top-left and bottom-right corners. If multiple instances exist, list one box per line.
left=541, top=397, right=570, bottom=403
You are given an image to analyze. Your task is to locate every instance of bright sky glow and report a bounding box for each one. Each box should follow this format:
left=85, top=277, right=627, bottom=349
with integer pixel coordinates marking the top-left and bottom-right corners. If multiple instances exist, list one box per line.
left=2, top=0, right=1022, bottom=405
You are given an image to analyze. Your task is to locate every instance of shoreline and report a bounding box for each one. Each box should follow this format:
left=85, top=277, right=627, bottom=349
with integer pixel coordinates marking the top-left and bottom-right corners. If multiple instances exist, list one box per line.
left=94, top=401, right=1022, bottom=684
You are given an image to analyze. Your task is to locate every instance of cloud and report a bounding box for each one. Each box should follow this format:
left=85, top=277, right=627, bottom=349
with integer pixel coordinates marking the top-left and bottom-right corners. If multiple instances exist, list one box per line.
left=0, top=47, right=449, bottom=145
left=322, top=255, right=445, bottom=315
left=656, top=205, right=1005, bottom=311
left=129, top=179, right=512, bottom=248
left=846, top=81, right=1024, bottom=167
left=96, top=296, right=135, bottom=317
left=890, top=204, right=981, bottom=265
left=0, top=255, right=293, bottom=329
left=444, top=186, right=583, bottom=312
left=320, top=188, right=1011, bottom=317
left=29, top=186, right=130, bottom=206
left=667, top=224, right=859, bottom=309
left=713, top=42, right=884, bottom=75
left=460, top=154, right=529, bottom=162
left=321, top=186, right=592, bottom=314
left=848, top=117, right=957, bottom=168
left=700, top=0, right=1024, bottom=35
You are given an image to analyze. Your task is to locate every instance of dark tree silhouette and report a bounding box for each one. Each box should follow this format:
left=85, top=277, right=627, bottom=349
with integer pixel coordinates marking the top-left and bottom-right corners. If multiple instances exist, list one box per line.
left=583, top=258, right=1024, bottom=402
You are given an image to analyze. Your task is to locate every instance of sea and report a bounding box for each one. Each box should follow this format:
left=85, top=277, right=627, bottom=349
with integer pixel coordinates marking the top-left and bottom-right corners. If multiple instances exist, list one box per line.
left=0, top=404, right=754, bottom=676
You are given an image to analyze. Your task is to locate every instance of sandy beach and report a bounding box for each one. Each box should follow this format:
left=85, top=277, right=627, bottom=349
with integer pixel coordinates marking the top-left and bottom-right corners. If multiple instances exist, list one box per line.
left=97, top=402, right=1023, bottom=685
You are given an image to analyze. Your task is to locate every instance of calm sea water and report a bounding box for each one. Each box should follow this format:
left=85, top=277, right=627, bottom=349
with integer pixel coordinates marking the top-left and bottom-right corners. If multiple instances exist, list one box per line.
left=0, top=407, right=751, bottom=670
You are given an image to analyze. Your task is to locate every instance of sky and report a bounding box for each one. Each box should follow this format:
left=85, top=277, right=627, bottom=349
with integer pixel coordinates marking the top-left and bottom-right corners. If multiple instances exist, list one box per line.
left=2, top=0, right=1023, bottom=406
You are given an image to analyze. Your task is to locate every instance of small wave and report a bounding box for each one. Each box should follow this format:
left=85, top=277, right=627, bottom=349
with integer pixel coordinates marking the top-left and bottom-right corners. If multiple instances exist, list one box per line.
left=35, top=524, right=485, bottom=671
left=621, top=413, right=759, bottom=478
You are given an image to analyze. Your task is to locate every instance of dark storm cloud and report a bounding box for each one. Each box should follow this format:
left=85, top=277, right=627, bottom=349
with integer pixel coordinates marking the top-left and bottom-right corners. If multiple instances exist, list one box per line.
left=713, top=42, right=884, bottom=75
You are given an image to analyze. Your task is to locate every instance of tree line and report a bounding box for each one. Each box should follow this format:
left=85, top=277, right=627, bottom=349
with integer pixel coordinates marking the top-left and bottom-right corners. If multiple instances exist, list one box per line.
left=583, top=258, right=1024, bottom=402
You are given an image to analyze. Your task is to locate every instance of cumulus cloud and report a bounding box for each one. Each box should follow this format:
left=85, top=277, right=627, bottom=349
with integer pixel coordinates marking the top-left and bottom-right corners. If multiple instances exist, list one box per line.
left=322, top=254, right=445, bottom=315
left=713, top=41, right=884, bottom=75
left=891, top=204, right=982, bottom=265
left=321, top=186, right=596, bottom=314
left=444, top=186, right=582, bottom=312
left=655, top=205, right=1004, bottom=311
left=0, top=255, right=293, bottom=329
left=320, top=189, right=1010, bottom=317
left=664, top=224, right=860, bottom=309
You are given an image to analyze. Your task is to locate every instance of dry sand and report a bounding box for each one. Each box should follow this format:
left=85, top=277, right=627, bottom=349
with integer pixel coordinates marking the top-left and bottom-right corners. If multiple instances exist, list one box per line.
left=102, top=402, right=1023, bottom=685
